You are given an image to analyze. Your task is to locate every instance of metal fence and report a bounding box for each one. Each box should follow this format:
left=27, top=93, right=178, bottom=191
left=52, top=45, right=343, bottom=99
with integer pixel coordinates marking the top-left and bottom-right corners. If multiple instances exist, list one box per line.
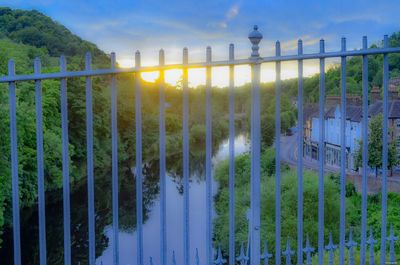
left=2, top=25, right=400, bottom=265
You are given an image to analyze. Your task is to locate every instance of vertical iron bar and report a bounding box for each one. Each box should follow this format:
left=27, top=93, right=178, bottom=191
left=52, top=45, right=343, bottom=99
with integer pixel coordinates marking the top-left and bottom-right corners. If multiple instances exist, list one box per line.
left=135, top=50, right=144, bottom=265
left=159, top=49, right=167, bottom=265
left=380, top=35, right=389, bottom=265
left=297, top=40, right=304, bottom=265
left=250, top=60, right=261, bottom=265
left=360, top=36, right=368, bottom=265
left=249, top=25, right=262, bottom=265
left=339, top=37, right=347, bottom=265
left=206, top=46, right=213, bottom=265
left=318, top=39, right=325, bottom=265
left=85, top=52, right=95, bottom=265
left=275, top=41, right=282, bottom=265
left=110, top=52, right=119, bottom=265
left=228, top=43, right=235, bottom=265
left=182, top=47, right=190, bottom=265
left=9, top=59, right=21, bottom=265
left=34, top=58, right=47, bottom=265
left=60, top=55, right=71, bottom=265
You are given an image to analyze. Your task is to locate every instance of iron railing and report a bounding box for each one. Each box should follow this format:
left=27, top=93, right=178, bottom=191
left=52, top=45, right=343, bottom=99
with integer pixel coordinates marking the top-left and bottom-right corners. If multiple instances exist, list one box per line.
left=2, top=26, right=400, bottom=265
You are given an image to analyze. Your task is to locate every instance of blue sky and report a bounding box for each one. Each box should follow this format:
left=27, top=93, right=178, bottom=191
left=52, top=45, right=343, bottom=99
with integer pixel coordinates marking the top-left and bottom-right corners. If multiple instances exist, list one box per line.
left=1, top=0, right=399, bottom=84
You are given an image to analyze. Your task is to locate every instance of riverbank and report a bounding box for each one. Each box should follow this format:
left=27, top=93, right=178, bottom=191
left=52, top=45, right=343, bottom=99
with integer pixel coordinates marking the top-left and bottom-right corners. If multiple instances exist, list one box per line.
left=213, top=148, right=400, bottom=263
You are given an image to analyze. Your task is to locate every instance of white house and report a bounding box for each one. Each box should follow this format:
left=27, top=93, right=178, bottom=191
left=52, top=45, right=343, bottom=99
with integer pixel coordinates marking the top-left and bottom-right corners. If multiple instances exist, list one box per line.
left=304, top=100, right=400, bottom=171
left=304, top=104, right=362, bottom=170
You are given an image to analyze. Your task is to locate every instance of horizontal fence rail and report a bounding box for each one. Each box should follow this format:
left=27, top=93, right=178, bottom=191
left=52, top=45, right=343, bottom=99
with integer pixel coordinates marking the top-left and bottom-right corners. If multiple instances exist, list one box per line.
left=3, top=48, right=400, bottom=83
left=3, top=25, right=400, bottom=265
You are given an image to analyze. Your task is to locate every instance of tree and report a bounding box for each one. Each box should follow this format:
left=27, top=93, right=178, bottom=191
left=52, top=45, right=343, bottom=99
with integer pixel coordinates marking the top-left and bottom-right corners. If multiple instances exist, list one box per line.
left=355, top=114, right=398, bottom=177
left=213, top=150, right=357, bottom=264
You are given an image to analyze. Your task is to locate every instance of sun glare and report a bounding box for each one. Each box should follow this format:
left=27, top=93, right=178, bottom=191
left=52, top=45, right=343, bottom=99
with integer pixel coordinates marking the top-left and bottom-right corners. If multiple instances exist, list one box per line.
left=117, top=59, right=134, bottom=68
left=117, top=59, right=321, bottom=87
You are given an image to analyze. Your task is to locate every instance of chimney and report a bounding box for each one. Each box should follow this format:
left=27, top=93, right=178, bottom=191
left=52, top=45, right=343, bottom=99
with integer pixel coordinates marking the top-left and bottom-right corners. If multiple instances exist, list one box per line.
left=371, top=86, right=381, bottom=103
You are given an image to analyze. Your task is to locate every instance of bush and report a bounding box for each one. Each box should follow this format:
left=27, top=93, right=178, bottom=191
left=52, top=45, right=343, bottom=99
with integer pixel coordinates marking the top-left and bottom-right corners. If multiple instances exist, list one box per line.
left=213, top=150, right=360, bottom=264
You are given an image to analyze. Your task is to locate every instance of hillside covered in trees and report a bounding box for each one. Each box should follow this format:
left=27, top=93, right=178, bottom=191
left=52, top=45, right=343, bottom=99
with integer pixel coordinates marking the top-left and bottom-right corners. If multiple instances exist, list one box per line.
left=281, top=33, right=400, bottom=103
left=1, top=6, right=400, bottom=263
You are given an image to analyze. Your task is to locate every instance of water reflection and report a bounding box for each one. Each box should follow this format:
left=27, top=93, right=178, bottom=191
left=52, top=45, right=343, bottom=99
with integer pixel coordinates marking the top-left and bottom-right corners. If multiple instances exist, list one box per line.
left=0, top=135, right=249, bottom=265
left=97, top=134, right=249, bottom=265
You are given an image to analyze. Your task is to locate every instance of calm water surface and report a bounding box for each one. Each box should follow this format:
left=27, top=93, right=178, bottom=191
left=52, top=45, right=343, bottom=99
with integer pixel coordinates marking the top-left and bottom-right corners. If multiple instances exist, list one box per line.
left=0, top=135, right=249, bottom=265
left=97, top=135, right=249, bottom=265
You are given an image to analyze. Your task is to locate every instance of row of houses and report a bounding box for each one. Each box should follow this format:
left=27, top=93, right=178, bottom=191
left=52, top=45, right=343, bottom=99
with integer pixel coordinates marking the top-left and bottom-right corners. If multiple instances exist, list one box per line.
left=303, top=78, right=400, bottom=171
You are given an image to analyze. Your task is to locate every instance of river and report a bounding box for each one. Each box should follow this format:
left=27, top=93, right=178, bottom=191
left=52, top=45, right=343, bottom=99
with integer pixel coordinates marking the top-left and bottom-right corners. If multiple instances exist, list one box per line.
left=97, top=134, right=249, bottom=265
left=0, top=134, right=249, bottom=265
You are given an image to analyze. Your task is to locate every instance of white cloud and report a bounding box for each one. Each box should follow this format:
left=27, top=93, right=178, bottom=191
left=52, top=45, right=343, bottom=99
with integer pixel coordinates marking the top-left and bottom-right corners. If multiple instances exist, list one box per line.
left=281, top=35, right=321, bottom=51
left=209, top=3, right=240, bottom=29
left=226, top=4, right=239, bottom=20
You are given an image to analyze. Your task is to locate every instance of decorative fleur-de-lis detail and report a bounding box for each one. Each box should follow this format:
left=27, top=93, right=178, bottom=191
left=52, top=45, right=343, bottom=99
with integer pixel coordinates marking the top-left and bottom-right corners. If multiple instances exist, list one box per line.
left=236, top=242, right=249, bottom=265
left=387, top=224, right=398, bottom=264
left=150, top=257, right=154, bottom=265
left=260, top=240, right=273, bottom=265
left=214, top=245, right=227, bottom=265
left=366, top=228, right=377, bottom=265
left=303, top=235, right=315, bottom=265
left=345, top=228, right=357, bottom=265
left=282, top=239, right=294, bottom=265
left=195, top=248, right=200, bottom=265
left=172, top=251, right=177, bottom=265
left=325, top=232, right=337, bottom=265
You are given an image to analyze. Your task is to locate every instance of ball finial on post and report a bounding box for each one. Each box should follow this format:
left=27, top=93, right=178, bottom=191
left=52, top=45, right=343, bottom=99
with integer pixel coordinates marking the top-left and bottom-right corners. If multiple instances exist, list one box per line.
left=248, top=25, right=263, bottom=59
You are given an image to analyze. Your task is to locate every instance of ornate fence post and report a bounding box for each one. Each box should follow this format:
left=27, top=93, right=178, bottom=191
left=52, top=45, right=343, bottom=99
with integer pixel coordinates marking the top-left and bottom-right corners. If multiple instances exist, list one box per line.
left=248, top=25, right=263, bottom=265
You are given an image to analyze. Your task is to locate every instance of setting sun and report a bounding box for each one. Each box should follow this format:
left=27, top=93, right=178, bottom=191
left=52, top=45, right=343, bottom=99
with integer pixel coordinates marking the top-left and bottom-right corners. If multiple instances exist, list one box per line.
left=117, top=59, right=322, bottom=87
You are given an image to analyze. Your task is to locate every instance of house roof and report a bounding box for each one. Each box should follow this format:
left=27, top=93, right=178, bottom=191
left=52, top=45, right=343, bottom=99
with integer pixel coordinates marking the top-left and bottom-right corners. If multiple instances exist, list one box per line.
left=325, top=105, right=363, bottom=122
left=368, top=100, right=400, bottom=119
left=308, top=100, right=400, bottom=122
left=304, top=104, right=319, bottom=123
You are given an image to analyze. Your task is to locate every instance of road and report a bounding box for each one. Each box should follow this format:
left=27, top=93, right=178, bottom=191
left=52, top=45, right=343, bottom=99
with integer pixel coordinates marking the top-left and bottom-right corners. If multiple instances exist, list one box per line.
left=278, top=130, right=400, bottom=193
left=280, top=132, right=348, bottom=174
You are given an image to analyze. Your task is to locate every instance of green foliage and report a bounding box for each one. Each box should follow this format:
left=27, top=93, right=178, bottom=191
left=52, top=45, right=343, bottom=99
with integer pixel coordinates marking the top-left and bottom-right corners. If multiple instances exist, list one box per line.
left=214, top=151, right=400, bottom=263
left=311, top=249, right=383, bottom=264
left=0, top=8, right=114, bottom=248
left=213, top=150, right=353, bottom=263
left=0, top=7, right=109, bottom=65
left=2, top=6, right=400, bottom=261
left=280, top=32, right=400, bottom=103
left=355, top=114, right=398, bottom=176
left=0, top=9, right=296, bottom=250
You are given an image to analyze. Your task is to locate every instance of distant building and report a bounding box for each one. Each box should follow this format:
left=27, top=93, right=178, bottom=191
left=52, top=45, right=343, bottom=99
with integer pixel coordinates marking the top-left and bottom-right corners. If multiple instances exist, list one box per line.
left=303, top=78, right=400, bottom=171
left=304, top=104, right=362, bottom=170
left=303, top=96, right=400, bottom=171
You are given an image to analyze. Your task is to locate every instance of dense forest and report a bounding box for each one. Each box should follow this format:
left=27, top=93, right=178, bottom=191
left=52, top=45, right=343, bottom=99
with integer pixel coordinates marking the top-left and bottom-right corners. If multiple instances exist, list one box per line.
left=281, top=32, right=400, bottom=103
left=1, top=6, right=400, bottom=264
